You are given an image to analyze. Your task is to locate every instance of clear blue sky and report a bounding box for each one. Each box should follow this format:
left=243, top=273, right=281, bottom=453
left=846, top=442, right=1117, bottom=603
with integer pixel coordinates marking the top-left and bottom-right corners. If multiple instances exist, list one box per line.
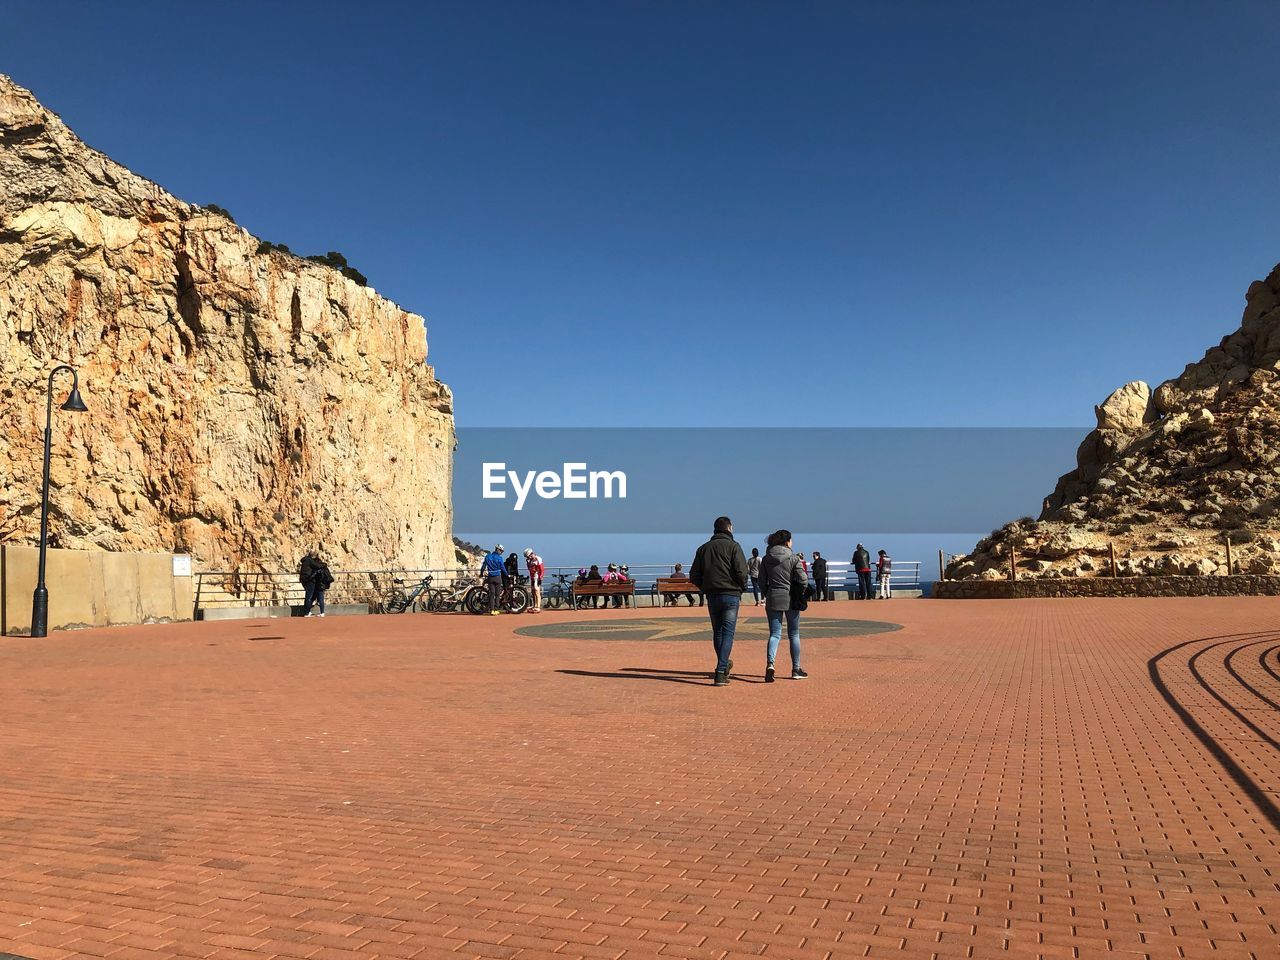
left=6, top=2, right=1278, bottom=571
left=5, top=1, right=1277, bottom=430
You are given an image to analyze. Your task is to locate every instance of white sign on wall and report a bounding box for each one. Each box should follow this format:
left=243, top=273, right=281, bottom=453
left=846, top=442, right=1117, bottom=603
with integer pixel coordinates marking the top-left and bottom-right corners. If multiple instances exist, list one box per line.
left=172, top=555, right=193, bottom=577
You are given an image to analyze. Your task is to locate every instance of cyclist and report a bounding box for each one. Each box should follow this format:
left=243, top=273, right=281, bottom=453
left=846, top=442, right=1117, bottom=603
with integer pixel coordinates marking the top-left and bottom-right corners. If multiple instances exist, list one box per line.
left=480, top=544, right=506, bottom=615
left=524, top=548, right=545, bottom=613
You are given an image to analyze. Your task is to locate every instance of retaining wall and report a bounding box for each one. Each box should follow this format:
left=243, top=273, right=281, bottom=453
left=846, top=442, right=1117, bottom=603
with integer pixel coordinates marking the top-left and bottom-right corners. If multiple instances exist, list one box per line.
left=1, top=545, right=194, bottom=635
left=933, top=575, right=1280, bottom=599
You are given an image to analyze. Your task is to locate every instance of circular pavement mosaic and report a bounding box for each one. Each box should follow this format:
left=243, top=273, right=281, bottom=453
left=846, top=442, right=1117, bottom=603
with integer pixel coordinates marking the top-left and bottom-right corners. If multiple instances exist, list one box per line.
left=513, top=616, right=902, bottom=643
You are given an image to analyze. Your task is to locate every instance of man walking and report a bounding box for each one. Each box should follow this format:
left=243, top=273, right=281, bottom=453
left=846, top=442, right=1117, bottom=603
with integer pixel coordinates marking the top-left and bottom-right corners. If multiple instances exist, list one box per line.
left=853, top=543, right=873, bottom=601
left=812, top=551, right=828, bottom=601
left=480, top=544, right=506, bottom=615
left=688, top=516, right=748, bottom=686
left=877, top=549, right=893, bottom=599
left=747, top=547, right=763, bottom=606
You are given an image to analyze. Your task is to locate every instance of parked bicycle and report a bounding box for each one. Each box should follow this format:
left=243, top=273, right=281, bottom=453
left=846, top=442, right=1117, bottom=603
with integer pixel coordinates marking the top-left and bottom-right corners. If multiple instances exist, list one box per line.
left=384, top=574, right=435, bottom=614
left=543, top=572, right=572, bottom=609
left=430, top=575, right=488, bottom=614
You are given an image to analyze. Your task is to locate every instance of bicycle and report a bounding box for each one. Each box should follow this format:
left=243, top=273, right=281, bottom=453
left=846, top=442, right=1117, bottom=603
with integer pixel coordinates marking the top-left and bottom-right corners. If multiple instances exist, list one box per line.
left=384, top=574, right=434, bottom=613
left=428, top=576, right=487, bottom=613
left=542, top=572, right=572, bottom=609
left=466, top=575, right=532, bottom=614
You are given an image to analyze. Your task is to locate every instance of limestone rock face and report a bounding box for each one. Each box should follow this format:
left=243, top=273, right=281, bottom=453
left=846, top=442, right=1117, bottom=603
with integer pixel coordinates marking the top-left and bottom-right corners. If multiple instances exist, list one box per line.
left=0, top=75, right=455, bottom=573
left=948, top=263, right=1280, bottom=581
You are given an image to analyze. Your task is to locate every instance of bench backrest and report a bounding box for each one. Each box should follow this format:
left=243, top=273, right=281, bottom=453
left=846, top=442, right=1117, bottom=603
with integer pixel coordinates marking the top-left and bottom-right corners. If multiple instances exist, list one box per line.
left=572, top=580, right=635, bottom=594
left=655, top=577, right=700, bottom=592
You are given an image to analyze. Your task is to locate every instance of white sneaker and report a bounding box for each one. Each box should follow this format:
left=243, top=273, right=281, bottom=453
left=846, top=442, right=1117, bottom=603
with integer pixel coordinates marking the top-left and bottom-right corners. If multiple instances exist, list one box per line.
left=318, top=612, right=326, bottom=618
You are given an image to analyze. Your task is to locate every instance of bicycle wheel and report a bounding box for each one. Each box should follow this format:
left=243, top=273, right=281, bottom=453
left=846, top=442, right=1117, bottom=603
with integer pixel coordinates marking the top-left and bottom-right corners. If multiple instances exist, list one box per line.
left=385, top=591, right=408, bottom=614
left=424, top=589, right=446, bottom=612
left=465, top=585, right=488, bottom=615
left=504, top=586, right=530, bottom=614
left=544, top=586, right=564, bottom=609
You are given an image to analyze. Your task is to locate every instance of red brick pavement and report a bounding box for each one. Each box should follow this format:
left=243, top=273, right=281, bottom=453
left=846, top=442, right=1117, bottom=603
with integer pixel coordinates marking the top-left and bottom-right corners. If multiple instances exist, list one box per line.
left=0, top=598, right=1277, bottom=960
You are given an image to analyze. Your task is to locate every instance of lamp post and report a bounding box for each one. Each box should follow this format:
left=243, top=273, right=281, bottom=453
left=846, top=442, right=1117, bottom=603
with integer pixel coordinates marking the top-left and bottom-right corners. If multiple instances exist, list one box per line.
left=30, top=364, right=88, bottom=638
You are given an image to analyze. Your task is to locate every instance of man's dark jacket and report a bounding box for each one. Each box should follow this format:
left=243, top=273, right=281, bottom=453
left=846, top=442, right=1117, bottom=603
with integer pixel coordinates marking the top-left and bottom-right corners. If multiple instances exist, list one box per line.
left=813, top=556, right=827, bottom=579
left=689, top=532, right=748, bottom=594
left=853, top=547, right=872, bottom=571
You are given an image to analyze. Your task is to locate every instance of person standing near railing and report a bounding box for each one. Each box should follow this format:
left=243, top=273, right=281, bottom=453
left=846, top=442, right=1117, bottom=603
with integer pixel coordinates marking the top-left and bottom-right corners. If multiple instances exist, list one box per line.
left=812, top=551, right=828, bottom=601
left=523, top=548, right=544, bottom=613
left=876, top=549, right=893, bottom=599
left=853, top=543, right=873, bottom=600
left=299, top=549, right=332, bottom=618
left=480, top=544, right=506, bottom=615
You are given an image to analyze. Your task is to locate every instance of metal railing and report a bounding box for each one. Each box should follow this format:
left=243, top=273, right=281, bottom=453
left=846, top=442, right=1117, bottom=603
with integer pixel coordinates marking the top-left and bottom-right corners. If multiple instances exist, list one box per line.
left=804, top=561, right=921, bottom=595
left=194, top=560, right=922, bottom=616
left=193, top=567, right=476, bottom=615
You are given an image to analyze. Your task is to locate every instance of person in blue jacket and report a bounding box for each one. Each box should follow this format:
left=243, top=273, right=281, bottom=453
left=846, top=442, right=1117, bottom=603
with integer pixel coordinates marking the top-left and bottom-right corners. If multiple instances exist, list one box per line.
left=479, top=544, right=506, bottom=614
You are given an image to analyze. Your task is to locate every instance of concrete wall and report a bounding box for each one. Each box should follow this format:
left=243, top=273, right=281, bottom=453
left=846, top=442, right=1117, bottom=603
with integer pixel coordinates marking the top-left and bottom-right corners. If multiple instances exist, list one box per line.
left=0, top=545, right=194, bottom=635
left=933, top=575, right=1280, bottom=599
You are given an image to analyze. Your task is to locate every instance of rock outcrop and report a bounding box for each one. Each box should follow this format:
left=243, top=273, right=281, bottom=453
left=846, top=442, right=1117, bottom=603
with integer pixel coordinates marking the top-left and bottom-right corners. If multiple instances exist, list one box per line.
left=948, top=263, right=1280, bottom=580
left=0, top=75, right=456, bottom=573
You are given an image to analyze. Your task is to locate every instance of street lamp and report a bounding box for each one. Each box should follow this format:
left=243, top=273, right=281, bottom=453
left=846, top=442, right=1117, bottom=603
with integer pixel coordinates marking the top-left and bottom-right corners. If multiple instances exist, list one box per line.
left=30, top=364, right=88, bottom=638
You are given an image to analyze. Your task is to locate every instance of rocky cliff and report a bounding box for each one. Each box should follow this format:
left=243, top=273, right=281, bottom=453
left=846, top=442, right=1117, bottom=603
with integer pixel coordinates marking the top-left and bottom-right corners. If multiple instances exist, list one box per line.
left=0, top=75, right=456, bottom=573
left=948, top=264, right=1280, bottom=580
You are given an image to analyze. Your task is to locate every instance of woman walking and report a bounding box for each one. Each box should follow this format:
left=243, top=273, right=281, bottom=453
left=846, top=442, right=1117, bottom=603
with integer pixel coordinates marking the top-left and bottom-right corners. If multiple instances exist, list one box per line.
left=760, top=530, right=808, bottom=682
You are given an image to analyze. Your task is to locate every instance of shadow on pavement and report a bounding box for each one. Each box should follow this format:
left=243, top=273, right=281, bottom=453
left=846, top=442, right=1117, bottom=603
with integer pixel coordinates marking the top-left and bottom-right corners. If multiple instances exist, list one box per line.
left=622, top=666, right=767, bottom=683
left=558, top=667, right=765, bottom=685
left=1149, top=630, right=1280, bottom=832
left=557, top=669, right=708, bottom=686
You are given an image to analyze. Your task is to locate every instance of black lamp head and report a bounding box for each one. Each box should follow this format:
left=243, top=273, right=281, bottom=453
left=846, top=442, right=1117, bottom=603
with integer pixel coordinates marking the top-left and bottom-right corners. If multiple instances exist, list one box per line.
left=60, top=385, right=88, bottom=413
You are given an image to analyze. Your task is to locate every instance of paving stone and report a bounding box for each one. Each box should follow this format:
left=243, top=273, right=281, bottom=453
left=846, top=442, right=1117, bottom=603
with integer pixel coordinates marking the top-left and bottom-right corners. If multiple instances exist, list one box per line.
left=0, top=600, right=1277, bottom=958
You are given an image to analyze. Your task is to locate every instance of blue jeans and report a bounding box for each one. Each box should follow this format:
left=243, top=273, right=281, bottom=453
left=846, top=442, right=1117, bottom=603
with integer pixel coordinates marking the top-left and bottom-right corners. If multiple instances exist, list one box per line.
left=767, top=608, right=801, bottom=669
left=705, top=593, right=741, bottom=672
left=303, top=582, right=326, bottom=615
left=857, top=570, right=873, bottom=600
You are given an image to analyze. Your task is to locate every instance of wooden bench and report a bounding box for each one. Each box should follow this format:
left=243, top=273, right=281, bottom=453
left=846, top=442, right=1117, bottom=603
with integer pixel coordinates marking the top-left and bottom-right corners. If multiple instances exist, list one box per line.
left=571, top=580, right=636, bottom=608
left=654, top=577, right=703, bottom=605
